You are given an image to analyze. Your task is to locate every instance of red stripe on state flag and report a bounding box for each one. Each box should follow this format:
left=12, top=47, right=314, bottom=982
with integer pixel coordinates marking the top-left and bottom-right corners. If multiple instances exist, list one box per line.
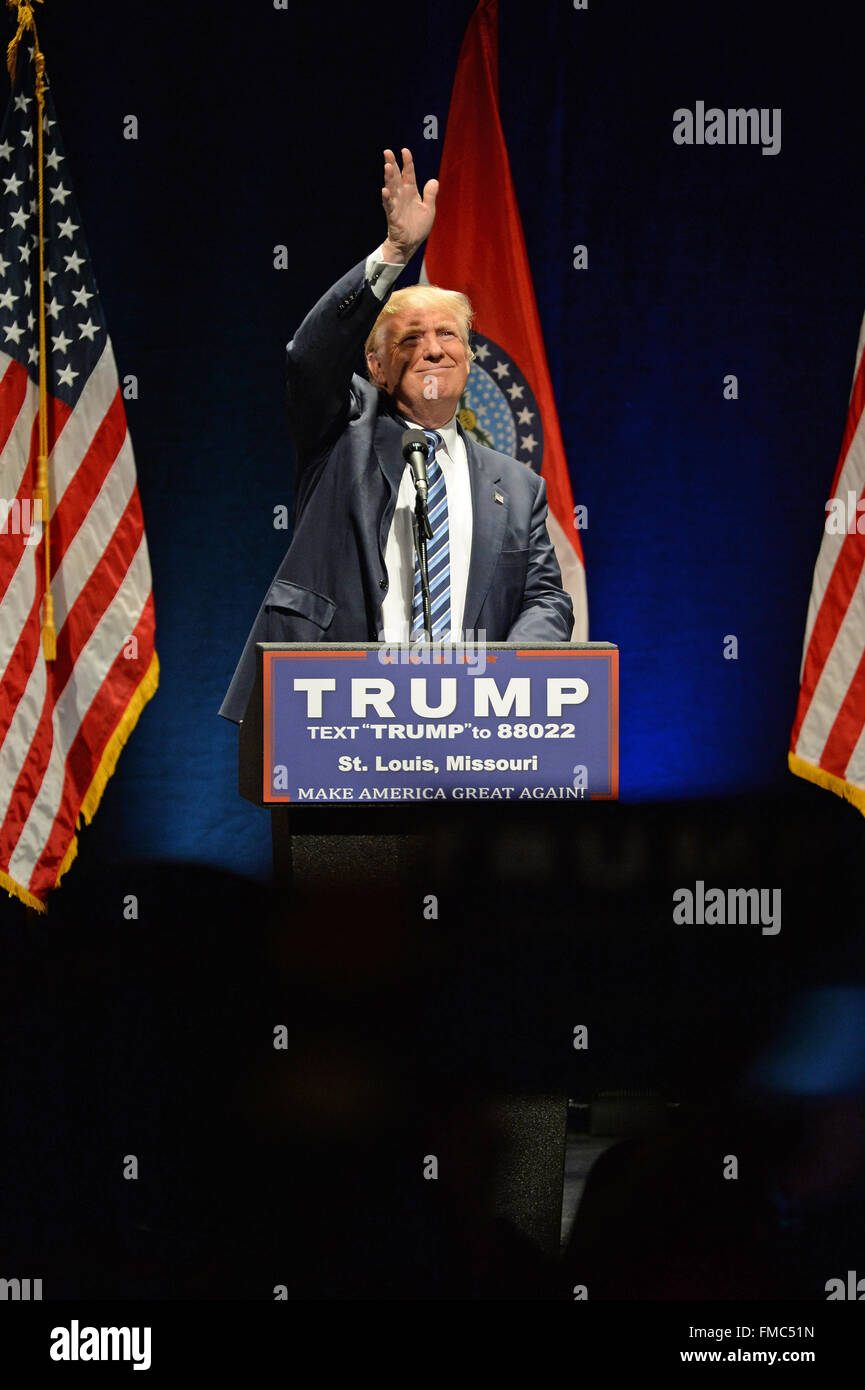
left=421, top=0, right=586, bottom=633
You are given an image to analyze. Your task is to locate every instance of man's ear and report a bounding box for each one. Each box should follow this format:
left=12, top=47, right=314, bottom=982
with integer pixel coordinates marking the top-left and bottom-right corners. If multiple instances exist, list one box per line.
left=366, top=350, right=385, bottom=388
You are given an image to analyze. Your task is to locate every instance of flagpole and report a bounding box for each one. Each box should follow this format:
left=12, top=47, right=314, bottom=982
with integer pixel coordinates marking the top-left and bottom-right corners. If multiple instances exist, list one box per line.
left=6, top=0, right=55, bottom=660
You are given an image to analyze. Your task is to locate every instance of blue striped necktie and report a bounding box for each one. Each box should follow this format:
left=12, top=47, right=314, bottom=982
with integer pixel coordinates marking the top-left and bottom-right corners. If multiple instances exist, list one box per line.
left=412, top=429, right=451, bottom=640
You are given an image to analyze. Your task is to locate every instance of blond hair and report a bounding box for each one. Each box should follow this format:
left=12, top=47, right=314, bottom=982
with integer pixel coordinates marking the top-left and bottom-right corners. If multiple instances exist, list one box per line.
left=365, top=284, right=474, bottom=380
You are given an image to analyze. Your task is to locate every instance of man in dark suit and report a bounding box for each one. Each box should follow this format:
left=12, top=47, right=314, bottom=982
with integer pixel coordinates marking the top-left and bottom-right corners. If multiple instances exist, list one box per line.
left=220, top=147, right=573, bottom=724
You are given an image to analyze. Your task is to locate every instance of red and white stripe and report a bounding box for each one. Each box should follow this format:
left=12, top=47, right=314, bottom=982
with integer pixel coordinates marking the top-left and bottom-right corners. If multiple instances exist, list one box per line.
left=790, top=312, right=865, bottom=808
left=0, top=340, right=157, bottom=909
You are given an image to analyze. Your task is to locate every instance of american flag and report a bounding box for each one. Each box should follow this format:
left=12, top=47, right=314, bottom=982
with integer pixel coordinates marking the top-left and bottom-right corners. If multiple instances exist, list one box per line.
left=789, top=311, right=865, bottom=815
left=0, top=33, right=157, bottom=912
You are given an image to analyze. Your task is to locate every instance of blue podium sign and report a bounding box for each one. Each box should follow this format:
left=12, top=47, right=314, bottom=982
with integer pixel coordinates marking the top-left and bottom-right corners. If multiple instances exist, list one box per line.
left=260, top=643, right=618, bottom=805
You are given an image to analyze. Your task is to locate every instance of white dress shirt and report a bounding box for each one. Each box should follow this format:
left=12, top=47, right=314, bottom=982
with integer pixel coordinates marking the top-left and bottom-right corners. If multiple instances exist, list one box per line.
left=365, top=245, right=474, bottom=641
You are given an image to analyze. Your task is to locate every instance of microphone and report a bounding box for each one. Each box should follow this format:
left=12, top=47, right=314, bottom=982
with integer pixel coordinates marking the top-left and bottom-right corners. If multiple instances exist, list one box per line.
left=402, top=427, right=431, bottom=502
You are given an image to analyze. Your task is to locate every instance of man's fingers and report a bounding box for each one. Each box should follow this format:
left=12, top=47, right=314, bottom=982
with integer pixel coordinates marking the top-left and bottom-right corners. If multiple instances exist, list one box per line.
left=383, top=147, right=420, bottom=192
left=383, top=148, right=400, bottom=191
left=382, top=147, right=431, bottom=227
left=400, top=147, right=415, bottom=183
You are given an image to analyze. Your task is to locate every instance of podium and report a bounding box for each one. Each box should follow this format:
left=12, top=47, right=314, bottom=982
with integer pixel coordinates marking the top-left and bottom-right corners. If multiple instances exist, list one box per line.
left=240, top=640, right=617, bottom=885
left=238, top=640, right=618, bottom=1266
left=240, top=638, right=618, bottom=888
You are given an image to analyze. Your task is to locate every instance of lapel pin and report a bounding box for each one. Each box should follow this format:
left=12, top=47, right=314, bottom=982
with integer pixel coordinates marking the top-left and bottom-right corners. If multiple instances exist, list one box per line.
left=494, top=491, right=504, bottom=505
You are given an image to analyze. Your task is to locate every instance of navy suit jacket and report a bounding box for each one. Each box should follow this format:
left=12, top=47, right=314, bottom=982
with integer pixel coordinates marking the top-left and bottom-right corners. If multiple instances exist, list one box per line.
left=219, top=257, right=574, bottom=723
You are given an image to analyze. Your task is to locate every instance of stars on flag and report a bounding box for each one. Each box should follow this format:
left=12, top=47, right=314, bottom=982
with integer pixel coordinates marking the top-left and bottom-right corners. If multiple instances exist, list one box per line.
left=459, top=331, right=545, bottom=471
left=0, top=60, right=105, bottom=406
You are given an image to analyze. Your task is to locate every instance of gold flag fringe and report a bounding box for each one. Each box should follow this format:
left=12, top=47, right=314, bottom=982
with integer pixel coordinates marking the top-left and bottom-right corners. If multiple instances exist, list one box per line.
left=788, top=750, right=865, bottom=819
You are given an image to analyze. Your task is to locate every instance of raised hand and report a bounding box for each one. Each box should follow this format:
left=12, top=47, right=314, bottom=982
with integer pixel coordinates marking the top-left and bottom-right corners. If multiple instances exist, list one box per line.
left=381, top=147, right=438, bottom=263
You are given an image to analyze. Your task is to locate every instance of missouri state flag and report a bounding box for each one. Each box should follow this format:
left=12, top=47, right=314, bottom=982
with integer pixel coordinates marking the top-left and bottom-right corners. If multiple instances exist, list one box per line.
left=421, top=0, right=588, bottom=638
left=0, top=24, right=157, bottom=911
left=789, top=309, right=865, bottom=815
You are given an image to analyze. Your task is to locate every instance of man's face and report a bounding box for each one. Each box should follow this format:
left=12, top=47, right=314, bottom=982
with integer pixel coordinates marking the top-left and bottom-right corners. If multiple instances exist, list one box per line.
left=366, top=306, right=470, bottom=425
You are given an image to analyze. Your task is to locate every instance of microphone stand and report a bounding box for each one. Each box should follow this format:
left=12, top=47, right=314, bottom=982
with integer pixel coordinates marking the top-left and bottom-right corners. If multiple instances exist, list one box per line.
left=412, top=493, right=434, bottom=640
left=401, top=425, right=436, bottom=641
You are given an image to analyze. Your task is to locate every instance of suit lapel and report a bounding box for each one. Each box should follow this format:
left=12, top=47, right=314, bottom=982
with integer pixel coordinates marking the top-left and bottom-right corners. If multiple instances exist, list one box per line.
left=462, top=427, right=507, bottom=634
left=373, top=409, right=410, bottom=562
